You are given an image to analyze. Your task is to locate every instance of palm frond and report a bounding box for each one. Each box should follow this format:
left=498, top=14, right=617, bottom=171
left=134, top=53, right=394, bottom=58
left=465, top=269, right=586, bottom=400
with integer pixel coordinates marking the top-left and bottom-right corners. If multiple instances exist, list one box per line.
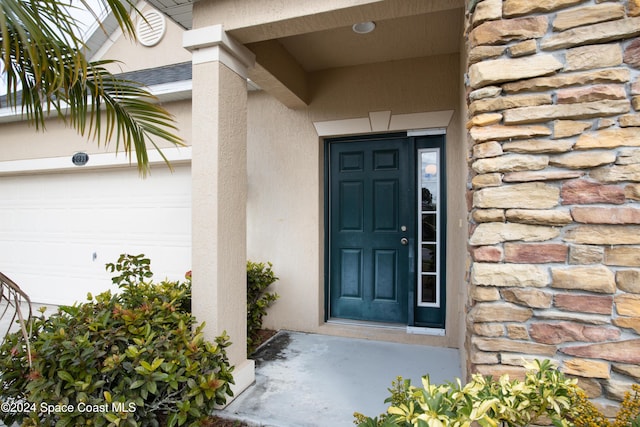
left=80, top=63, right=184, bottom=173
left=1, top=0, right=85, bottom=96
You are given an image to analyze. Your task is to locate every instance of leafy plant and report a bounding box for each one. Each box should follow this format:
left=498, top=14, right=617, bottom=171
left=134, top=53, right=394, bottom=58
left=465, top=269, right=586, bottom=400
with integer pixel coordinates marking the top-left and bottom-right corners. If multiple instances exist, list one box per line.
left=246, top=261, right=279, bottom=355
left=0, top=254, right=233, bottom=427
left=354, top=359, right=578, bottom=427
left=569, top=384, right=640, bottom=427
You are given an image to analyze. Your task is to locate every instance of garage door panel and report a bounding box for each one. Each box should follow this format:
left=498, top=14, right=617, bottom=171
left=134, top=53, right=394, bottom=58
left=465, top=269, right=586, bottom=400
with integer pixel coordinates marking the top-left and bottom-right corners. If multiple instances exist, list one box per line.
left=0, top=166, right=191, bottom=305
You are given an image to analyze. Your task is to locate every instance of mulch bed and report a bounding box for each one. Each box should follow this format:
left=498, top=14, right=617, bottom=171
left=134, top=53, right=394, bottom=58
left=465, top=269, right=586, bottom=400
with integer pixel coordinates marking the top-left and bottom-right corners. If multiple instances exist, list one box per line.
left=202, top=417, right=247, bottom=426
left=252, top=329, right=278, bottom=347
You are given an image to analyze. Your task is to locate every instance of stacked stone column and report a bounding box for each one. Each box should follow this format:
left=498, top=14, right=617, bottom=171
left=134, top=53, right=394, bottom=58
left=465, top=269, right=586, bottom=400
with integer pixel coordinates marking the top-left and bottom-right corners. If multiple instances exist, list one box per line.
left=465, top=0, right=640, bottom=414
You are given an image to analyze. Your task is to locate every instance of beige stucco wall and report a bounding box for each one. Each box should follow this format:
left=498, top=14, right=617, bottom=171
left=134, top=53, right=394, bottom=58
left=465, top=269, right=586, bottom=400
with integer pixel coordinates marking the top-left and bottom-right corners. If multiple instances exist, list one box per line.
left=247, top=53, right=466, bottom=348
left=0, top=99, right=192, bottom=162
left=194, top=0, right=383, bottom=32
left=191, top=59, right=250, bottom=368
left=97, top=4, right=192, bottom=74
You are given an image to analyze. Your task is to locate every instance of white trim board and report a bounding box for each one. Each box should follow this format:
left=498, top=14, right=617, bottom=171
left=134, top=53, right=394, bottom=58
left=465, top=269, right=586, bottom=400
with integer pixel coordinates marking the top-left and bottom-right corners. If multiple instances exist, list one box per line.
left=183, top=24, right=256, bottom=78
left=0, top=146, right=192, bottom=175
left=313, top=110, right=454, bottom=137
left=0, top=80, right=193, bottom=124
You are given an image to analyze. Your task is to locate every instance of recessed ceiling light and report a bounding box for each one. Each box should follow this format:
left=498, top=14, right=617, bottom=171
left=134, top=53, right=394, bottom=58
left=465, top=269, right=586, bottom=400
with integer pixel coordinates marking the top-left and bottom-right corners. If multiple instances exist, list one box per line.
left=352, top=21, right=376, bottom=34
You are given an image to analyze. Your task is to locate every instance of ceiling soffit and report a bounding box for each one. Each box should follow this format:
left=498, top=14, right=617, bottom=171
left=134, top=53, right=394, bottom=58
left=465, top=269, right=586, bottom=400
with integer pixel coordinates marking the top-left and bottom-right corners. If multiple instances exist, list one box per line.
left=276, top=9, right=462, bottom=72
left=147, top=0, right=463, bottom=109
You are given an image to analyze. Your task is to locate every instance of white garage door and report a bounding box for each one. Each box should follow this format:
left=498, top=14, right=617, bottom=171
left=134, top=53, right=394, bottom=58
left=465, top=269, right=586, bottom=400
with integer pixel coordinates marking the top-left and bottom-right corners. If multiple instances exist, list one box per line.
left=0, top=165, right=191, bottom=306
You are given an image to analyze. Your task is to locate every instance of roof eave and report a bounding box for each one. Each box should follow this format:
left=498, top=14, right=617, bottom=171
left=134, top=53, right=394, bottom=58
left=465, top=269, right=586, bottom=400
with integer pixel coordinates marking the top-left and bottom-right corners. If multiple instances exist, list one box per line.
left=0, top=80, right=193, bottom=124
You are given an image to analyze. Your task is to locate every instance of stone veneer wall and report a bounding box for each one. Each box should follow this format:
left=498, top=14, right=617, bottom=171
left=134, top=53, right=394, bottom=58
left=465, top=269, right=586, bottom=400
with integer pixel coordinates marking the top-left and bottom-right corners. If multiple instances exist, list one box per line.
left=465, top=0, right=640, bottom=414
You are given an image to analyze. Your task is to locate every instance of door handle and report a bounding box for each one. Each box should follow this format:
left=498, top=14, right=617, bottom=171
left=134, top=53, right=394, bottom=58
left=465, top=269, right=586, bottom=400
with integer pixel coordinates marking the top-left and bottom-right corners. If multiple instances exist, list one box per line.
left=401, top=237, right=408, bottom=245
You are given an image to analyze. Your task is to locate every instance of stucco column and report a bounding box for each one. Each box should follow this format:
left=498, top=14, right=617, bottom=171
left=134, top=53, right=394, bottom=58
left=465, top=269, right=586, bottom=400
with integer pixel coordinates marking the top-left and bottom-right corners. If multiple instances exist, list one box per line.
left=183, top=25, right=256, bottom=397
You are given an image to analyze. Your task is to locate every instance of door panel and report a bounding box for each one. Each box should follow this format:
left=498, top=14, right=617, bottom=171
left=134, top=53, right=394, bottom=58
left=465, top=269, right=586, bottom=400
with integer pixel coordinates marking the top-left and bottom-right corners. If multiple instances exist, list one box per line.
left=374, top=250, right=397, bottom=300
left=329, top=137, right=411, bottom=323
left=339, top=182, right=363, bottom=231
left=339, top=249, right=363, bottom=298
left=373, top=180, right=398, bottom=231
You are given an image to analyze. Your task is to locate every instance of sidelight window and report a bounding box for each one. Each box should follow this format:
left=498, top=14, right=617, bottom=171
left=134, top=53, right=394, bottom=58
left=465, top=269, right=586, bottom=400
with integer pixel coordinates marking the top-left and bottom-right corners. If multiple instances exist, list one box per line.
left=417, top=149, right=440, bottom=307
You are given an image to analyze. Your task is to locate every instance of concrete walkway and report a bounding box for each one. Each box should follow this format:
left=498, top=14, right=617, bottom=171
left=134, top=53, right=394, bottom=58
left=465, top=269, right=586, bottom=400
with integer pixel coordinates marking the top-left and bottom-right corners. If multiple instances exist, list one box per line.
left=217, top=330, right=462, bottom=427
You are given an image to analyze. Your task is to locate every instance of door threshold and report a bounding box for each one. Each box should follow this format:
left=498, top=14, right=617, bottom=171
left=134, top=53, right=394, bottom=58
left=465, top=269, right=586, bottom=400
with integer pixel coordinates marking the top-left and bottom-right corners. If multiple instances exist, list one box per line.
left=406, top=326, right=445, bottom=336
left=326, top=318, right=406, bottom=330
left=326, top=318, right=446, bottom=336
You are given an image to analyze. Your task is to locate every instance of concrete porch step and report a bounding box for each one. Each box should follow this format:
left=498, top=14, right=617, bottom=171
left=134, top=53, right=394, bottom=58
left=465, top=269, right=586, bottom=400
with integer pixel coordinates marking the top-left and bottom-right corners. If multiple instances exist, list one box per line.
left=217, top=330, right=462, bottom=427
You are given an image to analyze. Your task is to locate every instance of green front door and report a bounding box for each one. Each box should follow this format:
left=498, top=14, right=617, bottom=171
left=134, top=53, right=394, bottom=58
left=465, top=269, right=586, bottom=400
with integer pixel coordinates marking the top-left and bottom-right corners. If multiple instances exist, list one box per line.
left=328, top=135, right=412, bottom=323
left=327, top=133, right=446, bottom=328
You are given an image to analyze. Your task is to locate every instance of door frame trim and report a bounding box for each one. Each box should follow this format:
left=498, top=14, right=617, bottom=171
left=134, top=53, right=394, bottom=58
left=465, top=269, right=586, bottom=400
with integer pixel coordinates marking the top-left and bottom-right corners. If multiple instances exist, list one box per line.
left=412, top=135, right=447, bottom=328
left=313, top=110, right=453, bottom=137
left=323, top=130, right=448, bottom=328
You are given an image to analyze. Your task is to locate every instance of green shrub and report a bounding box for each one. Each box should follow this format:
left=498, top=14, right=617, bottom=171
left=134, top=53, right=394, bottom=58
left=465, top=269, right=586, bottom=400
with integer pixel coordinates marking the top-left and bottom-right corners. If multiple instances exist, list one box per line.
left=0, top=254, right=233, bottom=427
left=354, top=359, right=578, bottom=427
left=569, top=384, right=640, bottom=427
left=246, top=261, right=279, bottom=355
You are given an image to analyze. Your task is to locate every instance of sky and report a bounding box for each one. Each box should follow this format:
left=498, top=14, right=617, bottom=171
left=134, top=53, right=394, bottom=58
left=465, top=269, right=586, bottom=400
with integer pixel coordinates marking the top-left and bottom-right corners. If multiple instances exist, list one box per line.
left=72, top=0, right=110, bottom=40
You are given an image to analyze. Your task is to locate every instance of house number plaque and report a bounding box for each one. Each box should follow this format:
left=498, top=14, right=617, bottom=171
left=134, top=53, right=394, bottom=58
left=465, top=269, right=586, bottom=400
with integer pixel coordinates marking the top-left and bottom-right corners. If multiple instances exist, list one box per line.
left=72, top=152, right=89, bottom=166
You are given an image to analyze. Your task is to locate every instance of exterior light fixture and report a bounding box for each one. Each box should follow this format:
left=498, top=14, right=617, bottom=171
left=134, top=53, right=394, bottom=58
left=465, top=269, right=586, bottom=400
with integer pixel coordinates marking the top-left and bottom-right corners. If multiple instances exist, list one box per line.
left=425, top=164, right=437, bottom=175
left=352, top=21, right=376, bottom=34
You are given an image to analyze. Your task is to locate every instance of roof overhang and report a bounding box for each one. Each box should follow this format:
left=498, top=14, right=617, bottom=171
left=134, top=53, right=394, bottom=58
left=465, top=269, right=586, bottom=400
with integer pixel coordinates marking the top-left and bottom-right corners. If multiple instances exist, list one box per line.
left=0, top=80, right=193, bottom=124
left=145, top=0, right=193, bottom=31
